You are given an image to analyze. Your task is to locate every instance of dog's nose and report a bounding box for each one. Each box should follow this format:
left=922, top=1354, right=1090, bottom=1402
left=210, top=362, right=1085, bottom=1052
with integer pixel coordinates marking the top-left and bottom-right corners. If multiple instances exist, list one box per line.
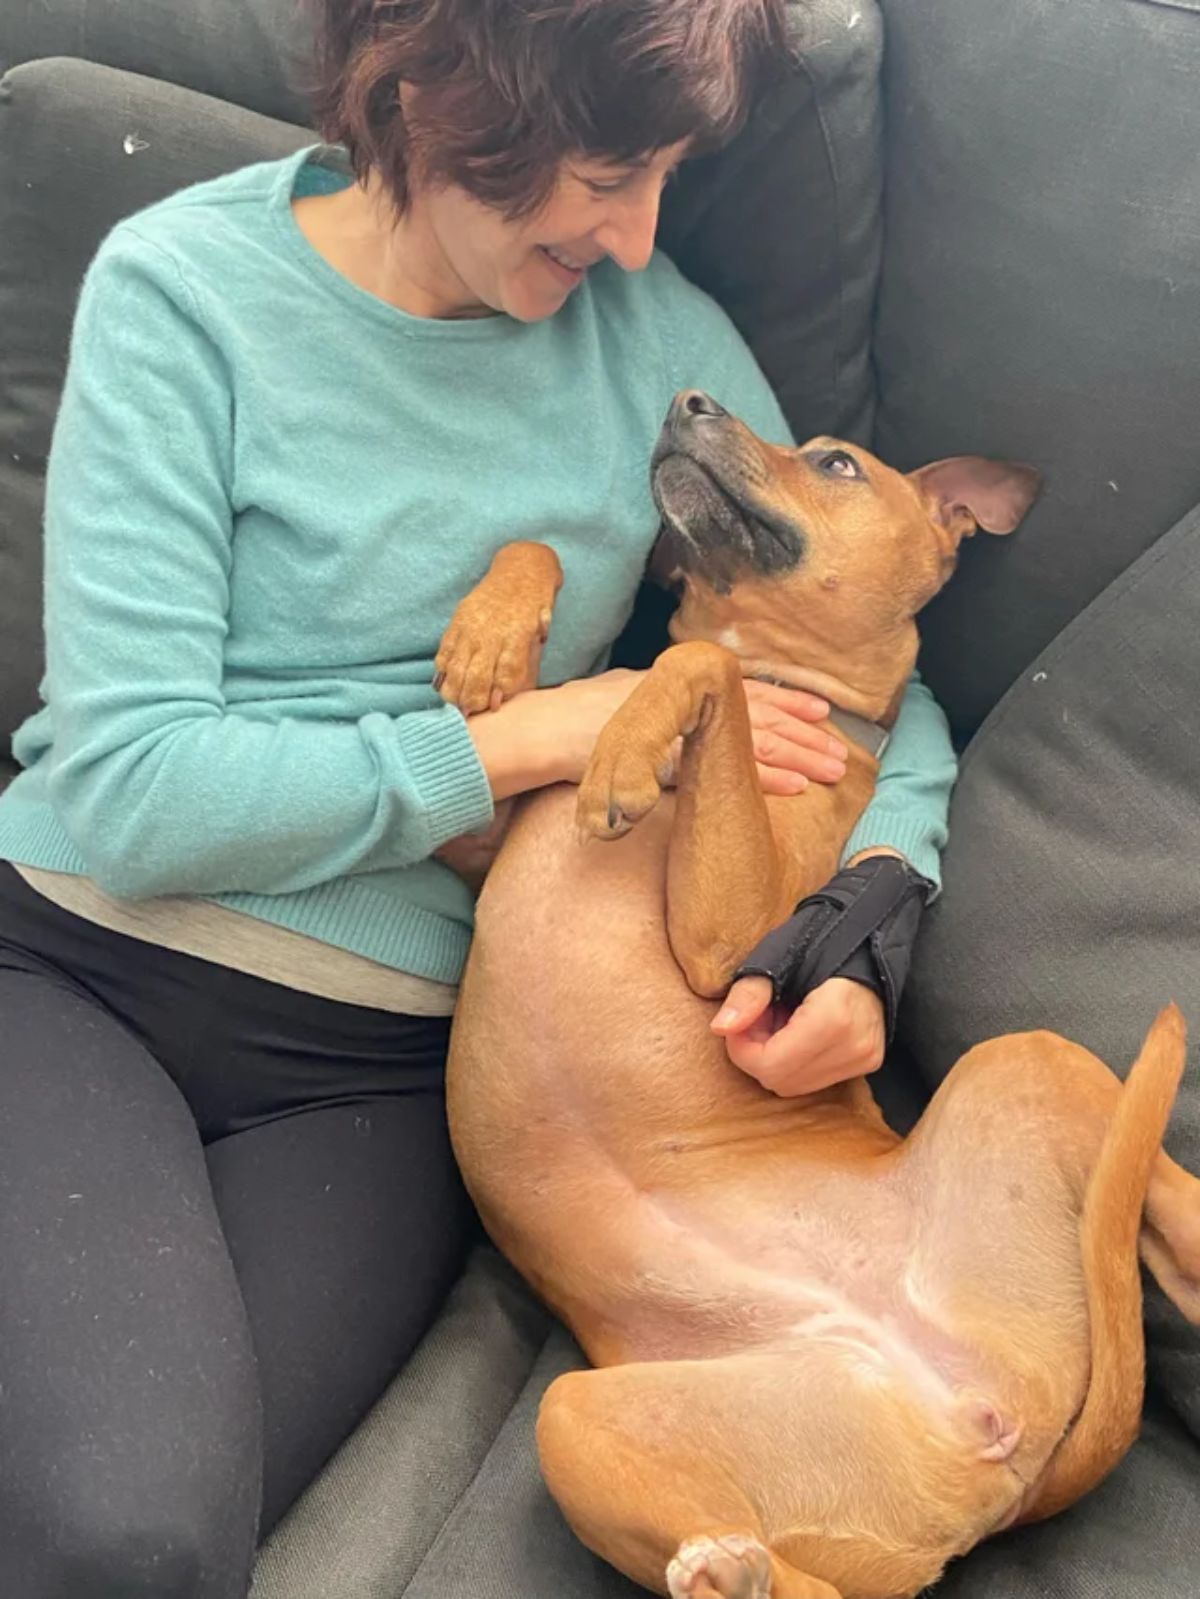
left=673, top=390, right=728, bottom=423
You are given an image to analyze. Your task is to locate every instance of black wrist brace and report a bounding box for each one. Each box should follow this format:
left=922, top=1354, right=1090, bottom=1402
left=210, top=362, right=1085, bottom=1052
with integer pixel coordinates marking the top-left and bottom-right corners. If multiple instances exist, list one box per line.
left=732, top=855, right=934, bottom=1040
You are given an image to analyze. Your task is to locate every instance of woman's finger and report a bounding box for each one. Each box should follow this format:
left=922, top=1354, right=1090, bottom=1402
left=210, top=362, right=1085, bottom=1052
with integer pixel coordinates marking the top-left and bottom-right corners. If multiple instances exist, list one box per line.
left=755, top=1034, right=858, bottom=1097
left=753, top=735, right=846, bottom=784
left=742, top=679, right=830, bottom=723
left=757, top=713, right=848, bottom=757
left=712, top=976, right=775, bottom=1035
left=763, top=999, right=841, bottom=1071
left=723, top=1029, right=769, bottom=1076
left=755, top=762, right=809, bottom=796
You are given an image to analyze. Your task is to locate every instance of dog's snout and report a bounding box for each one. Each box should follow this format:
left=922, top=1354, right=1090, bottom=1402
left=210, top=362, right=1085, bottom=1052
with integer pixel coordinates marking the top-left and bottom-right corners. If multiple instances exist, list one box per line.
left=672, top=390, right=728, bottom=426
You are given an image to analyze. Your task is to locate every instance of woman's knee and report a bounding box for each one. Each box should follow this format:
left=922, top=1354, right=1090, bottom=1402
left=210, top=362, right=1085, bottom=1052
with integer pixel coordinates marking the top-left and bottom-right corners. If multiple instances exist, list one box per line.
left=5, top=1436, right=261, bottom=1598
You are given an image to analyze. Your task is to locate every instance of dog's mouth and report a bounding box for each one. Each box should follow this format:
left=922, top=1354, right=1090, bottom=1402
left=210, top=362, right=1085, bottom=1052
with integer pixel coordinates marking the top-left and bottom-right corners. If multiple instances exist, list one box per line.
left=650, top=451, right=805, bottom=592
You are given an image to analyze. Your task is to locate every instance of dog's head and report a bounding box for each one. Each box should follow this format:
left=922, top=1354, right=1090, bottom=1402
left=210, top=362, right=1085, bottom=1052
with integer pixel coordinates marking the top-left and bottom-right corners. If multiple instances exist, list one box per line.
left=650, top=391, right=1039, bottom=671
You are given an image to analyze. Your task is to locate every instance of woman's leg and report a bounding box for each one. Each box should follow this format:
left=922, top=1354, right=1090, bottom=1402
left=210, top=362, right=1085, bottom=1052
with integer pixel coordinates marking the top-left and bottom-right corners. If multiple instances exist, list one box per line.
left=0, top=957, right=262, bottom=1599
left=0, top=863, right=470, bottom=1543
left=206, top=1092, right=468, bottom=1531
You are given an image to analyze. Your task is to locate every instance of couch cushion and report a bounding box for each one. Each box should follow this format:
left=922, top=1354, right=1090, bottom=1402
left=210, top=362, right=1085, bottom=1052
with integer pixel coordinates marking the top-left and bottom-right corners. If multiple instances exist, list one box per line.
left=873, top=0, right=1200, bottom=740
left=0, top=57, right=308, bottom=748
left=262, top=1248, right=1198, bottom=1599
left=904, top=498, right=1200, bottom=1437
left=0, top=0, right=312, bottom=125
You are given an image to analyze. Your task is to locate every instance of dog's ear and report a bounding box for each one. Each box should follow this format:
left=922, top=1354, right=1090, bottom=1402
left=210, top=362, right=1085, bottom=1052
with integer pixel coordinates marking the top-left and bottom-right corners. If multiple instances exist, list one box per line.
left=911, top=456, right=1042, bottom=540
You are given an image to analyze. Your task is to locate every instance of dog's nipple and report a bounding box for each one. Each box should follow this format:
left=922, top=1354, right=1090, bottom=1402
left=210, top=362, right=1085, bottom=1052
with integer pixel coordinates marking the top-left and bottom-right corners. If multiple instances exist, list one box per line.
left=965, top=1395, right=1022, bottom=1463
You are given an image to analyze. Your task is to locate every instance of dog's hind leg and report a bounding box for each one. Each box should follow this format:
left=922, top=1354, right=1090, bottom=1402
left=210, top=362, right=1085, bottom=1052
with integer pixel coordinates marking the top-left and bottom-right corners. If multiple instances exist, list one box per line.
left=537, top=1359, right=841, bottom=1598
left=667, top=1533, right=839, bottom=1598
left=536, top=1352, right=960, bottom=1599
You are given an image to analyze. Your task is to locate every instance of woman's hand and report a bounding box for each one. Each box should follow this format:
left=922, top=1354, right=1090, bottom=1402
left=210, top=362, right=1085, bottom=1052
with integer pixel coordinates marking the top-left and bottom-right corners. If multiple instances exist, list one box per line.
left=463, top=670, right=847, bottom=805
left=547, top=669, right=652, bottom=784
left=465, top=669, right=646, bottom=798
left=711, top=974, right=886, bottom=1096
left=742, top=680, right=847, bottom=794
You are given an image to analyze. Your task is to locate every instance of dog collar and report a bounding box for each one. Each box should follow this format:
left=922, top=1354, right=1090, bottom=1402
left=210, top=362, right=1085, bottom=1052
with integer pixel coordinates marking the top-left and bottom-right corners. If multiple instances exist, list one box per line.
left=827, top=707, right=891, bottom=761
left=751, top=674, right=891, bottom=761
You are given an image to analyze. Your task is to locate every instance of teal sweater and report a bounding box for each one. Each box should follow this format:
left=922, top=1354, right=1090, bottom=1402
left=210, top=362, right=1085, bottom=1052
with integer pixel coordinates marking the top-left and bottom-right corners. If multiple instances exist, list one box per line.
left=0, top=146, right=956, bottom=985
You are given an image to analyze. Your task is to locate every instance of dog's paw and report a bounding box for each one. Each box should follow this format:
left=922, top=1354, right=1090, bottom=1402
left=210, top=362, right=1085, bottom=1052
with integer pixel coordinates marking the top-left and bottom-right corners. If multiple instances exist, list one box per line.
left=434, top=598, right=551, bottom=715
left=667, top=1533, right=773, bottom=1599
left=434, top=544, right=561, bottom=715
left=576, top=726, right=674, bottom=842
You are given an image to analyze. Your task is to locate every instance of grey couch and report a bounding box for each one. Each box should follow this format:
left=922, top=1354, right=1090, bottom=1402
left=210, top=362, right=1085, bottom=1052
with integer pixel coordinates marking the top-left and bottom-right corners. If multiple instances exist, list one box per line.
left=2, top=0, right=1198, bottom=1594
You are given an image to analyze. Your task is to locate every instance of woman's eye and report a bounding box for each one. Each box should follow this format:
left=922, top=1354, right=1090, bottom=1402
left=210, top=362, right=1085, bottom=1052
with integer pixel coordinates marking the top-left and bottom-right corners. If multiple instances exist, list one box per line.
left=584, top=174, right=630, bottom=195
left=819, top=450, right=862, bottom=480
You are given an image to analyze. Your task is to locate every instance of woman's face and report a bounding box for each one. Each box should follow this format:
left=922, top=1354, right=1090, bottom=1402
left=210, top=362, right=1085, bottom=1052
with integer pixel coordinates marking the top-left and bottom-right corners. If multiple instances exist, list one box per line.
left=419, top=142, right=690, bottom=322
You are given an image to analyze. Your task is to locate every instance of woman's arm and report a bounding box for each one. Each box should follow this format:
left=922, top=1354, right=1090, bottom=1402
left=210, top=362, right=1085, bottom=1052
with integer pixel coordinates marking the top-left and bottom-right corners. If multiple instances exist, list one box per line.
left=38, top=231, right=586, bottom=900
left=841, top=672, right=957, bottom=891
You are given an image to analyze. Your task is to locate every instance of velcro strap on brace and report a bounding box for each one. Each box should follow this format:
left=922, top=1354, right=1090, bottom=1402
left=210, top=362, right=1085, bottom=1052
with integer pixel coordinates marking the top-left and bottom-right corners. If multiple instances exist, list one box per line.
left=732, top=855, right=933, bottom=1040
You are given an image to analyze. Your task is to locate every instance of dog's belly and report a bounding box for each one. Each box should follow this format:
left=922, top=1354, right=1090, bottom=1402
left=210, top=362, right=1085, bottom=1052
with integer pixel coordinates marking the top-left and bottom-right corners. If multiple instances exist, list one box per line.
left=449, top=785, right=867, bottom=1335
left=450, top=784, right=734, bottom=1154
left=448, top=787, right=1090, bottom=1473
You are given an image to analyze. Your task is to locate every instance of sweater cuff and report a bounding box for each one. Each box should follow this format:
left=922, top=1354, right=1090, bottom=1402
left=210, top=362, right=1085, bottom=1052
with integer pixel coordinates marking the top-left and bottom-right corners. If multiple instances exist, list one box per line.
left=394, top=704, right=496, bottom=852
left=840, top=808, right=947, bottom=897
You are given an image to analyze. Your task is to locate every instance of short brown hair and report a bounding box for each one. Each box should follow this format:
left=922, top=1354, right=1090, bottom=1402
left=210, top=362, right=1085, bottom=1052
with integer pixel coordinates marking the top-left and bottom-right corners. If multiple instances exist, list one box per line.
left=313, top=0, right=789, bottom=217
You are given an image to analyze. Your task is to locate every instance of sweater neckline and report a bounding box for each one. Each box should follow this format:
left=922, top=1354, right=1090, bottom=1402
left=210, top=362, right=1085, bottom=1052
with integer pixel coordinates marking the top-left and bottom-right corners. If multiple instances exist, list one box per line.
left=271, top=144, right=535, bottom=344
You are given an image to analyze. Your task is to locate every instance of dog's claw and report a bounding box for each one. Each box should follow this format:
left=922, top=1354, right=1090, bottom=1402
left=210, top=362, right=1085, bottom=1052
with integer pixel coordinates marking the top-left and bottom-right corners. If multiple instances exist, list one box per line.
left=575, top=774, right=657, bottom=843
left=575, top=804, right=631, bottom=844
left=576, top=710, right=674, bottom=844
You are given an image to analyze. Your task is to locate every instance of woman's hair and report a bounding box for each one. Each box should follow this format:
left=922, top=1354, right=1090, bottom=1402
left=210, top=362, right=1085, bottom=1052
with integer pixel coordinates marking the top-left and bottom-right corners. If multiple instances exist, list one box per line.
left=312, top=0, right=790, bottom=217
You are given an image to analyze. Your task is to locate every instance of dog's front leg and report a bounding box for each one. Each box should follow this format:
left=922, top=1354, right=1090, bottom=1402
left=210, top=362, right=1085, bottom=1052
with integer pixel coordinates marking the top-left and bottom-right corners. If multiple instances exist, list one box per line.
left=577, top=640, right=796, bottom=997
left=435, top=540, right=564, bottom=714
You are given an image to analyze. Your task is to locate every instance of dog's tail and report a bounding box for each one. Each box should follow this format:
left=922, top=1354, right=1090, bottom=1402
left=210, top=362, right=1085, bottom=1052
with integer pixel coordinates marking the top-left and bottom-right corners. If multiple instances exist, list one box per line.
left=1016, top=1003, right=1186, bottom=1526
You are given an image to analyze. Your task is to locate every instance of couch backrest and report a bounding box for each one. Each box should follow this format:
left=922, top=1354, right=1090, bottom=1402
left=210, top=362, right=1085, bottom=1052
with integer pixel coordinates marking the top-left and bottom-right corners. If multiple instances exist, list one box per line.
left=873, top=0, right=1200, bottom=741
left=1, top=0, right=312, bottom=123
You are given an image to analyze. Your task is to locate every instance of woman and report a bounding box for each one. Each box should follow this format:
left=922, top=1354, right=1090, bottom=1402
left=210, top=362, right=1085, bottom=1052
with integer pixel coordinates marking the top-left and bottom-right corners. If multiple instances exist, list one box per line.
left=0, top=1, right=955, bottom=1593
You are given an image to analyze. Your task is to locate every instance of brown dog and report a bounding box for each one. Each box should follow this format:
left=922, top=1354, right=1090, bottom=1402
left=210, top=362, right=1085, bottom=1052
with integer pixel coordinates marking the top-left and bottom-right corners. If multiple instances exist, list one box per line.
left=438, top=393, right=1200, bottom=1599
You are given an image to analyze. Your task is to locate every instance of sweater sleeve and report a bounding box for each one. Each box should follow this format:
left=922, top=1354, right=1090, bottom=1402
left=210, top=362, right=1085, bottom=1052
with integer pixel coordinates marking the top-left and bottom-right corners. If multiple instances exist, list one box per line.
left=658, top=259, right=957, bottom=892
left=40, top=231, right=494, bottom=900
left=841, top=672, right=957, bottom=891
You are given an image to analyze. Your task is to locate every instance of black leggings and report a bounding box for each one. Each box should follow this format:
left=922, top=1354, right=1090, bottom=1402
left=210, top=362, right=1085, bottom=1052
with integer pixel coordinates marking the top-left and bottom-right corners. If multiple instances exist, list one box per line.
left=0, top=863, right=469, bottom=1598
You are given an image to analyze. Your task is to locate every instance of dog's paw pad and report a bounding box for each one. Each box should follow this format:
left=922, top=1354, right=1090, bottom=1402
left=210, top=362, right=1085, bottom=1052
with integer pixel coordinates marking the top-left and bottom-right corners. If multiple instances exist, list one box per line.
left=575, top=754, right=663, bottom=842
left=667, top=1533, right=773, bottom=1599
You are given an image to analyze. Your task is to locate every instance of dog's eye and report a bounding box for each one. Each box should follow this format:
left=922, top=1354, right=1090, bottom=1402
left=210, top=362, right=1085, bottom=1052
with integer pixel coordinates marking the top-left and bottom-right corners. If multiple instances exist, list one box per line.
left=818, top=450, right=863, bottom=480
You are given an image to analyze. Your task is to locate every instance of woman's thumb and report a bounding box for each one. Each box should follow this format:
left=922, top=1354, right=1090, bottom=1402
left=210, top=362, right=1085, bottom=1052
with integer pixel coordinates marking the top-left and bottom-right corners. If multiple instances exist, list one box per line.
left=711, top=975, right=773, bottom=1035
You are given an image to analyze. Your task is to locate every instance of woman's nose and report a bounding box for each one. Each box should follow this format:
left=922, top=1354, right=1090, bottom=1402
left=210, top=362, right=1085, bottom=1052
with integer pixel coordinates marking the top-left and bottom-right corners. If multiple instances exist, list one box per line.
left=594, top=185, right=662, bottom=273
